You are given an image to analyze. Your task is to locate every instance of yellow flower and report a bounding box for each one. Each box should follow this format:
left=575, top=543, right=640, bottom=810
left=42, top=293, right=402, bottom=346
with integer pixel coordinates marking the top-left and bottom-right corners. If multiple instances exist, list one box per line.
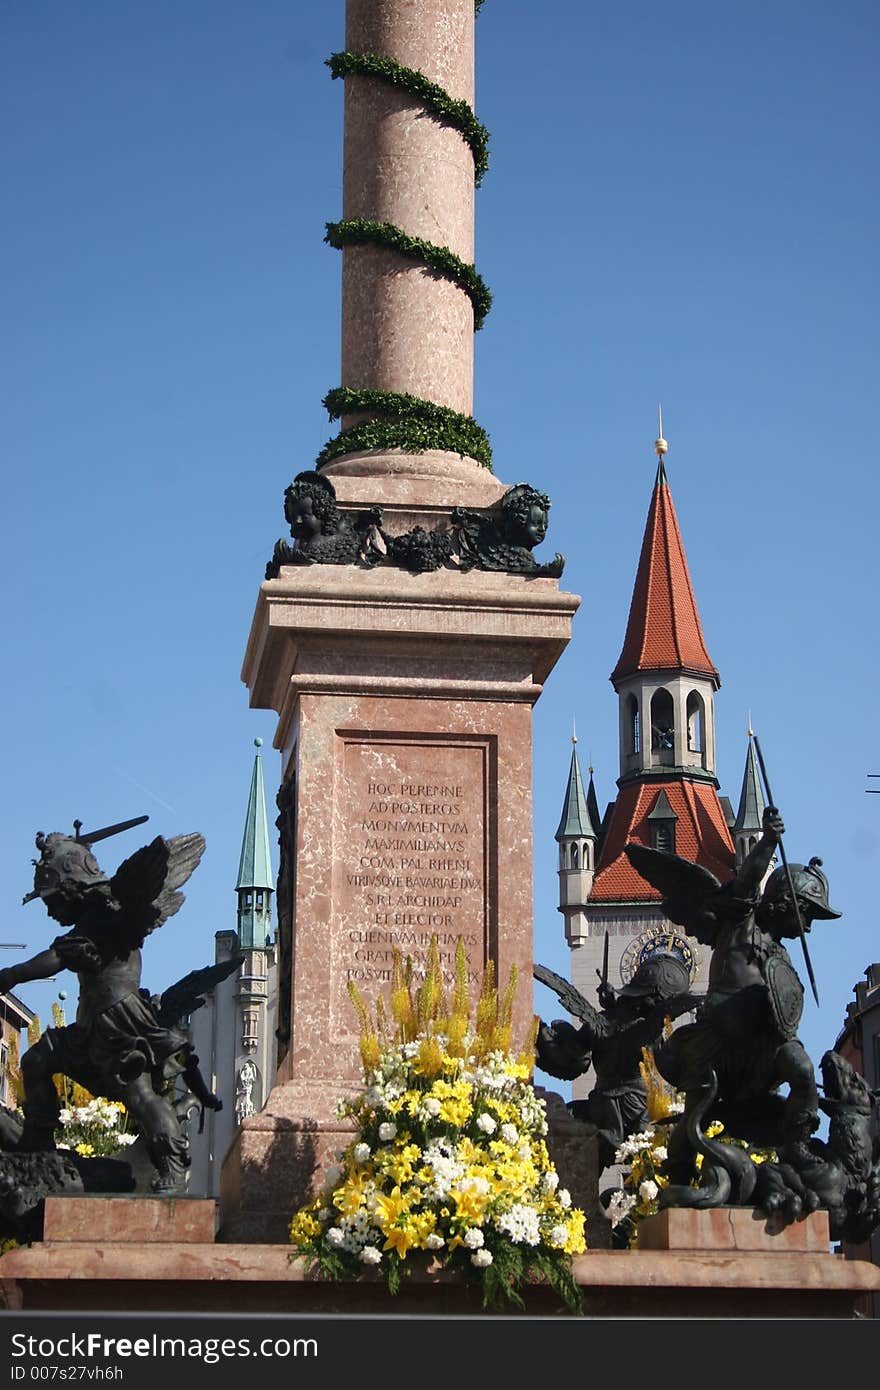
left=408, top=1210, right=437, bottom=1246
left=563, top=1209, right=587, bottom=1254
left=333, top=1172, right=369, bottom=1215
left=290, top=1210, right=322, bottom=1242
left=74, top=1142, right=94, bottom=1157
left=374, top=1186, right=411, bottom=1229
left=413, top=1036, right=444, bottom=1077
left=504, top=1061, right=531, bottom=1081
left=383, top=1225, right=415, bottom=1259
left=376, top=1150, right=413, bottom=1186
left=451, top=1186, right=490, bottom=1224
left=438, top=1097, right=471, bottom=1126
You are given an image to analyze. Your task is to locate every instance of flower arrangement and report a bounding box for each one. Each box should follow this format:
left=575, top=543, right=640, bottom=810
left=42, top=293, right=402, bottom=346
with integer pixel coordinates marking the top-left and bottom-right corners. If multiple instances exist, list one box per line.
left=5, top=1009, right=137, bottom=1158
left=54, top=1097, right=136, bottom=1158
left=607, top=1047, right=777, bottom=1245
left=289, top=938, right=586, bottom=1313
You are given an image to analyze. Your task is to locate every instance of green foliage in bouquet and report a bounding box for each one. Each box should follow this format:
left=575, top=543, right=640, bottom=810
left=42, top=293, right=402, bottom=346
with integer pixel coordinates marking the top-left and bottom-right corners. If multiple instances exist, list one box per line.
left=289, top=938, right=586, bottom=1313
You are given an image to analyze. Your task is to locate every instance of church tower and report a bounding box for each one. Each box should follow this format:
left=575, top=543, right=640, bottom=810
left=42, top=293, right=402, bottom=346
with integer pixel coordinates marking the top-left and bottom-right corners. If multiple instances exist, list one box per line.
left=733, top=735, right=766, bottom=867
left=566, top=424, right=736, bottom=1092
left=187, top=740, right=277, bottom=1197
left=556, top=730, right=598, bottom=947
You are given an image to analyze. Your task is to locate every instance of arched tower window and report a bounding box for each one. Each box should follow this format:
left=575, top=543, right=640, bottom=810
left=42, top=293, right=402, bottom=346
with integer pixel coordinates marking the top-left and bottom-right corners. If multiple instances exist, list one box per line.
left=570, top=843, right=579, bottom=868
left=686, top=691, right=705, bottom=754
left=626, top=695, right=640, bottom=754
left=650, top=689, right=675, bottom=761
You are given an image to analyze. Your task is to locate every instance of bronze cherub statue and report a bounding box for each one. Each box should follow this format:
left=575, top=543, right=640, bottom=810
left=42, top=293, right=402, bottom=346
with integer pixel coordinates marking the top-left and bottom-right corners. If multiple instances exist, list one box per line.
left=0, top=815, right=232, bottom=1194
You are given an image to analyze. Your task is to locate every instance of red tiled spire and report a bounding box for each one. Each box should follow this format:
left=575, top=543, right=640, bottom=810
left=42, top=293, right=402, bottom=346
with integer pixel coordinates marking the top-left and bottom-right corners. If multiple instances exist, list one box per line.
left=611, top=460, right=719, bottom=686
left=590, top=779, right=735, bottom=902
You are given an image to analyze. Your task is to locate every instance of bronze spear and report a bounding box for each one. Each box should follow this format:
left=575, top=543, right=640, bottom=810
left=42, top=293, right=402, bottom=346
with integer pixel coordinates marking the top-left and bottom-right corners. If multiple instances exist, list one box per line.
left=750, top=731, right=820, bottom=1007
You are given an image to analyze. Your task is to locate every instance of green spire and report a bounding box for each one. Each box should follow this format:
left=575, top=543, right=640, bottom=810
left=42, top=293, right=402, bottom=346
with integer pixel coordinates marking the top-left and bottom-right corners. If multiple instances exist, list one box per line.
left=236, top=739, right=274, bottom=949
left=555, top=732, right=597, bottom=841
left=586, top=767, right=602, bottom=842
left=734, top=737, right=766, bottom=834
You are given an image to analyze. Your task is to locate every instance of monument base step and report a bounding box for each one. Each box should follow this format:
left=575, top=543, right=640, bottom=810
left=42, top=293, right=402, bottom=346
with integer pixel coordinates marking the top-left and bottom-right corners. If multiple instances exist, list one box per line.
left=2, top=1231, right=876, bottom=1317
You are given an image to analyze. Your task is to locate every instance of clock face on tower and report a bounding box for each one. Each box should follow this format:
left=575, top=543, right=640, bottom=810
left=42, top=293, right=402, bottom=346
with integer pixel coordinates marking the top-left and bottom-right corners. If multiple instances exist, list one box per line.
left=619, top=925, right=698, bottom=985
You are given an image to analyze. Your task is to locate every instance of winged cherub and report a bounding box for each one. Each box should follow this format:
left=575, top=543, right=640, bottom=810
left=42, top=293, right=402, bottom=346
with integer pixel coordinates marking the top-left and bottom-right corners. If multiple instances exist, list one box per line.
left=0, top=818, right=220, bottom=1194
left=534, top=955, right=699, bottom=1171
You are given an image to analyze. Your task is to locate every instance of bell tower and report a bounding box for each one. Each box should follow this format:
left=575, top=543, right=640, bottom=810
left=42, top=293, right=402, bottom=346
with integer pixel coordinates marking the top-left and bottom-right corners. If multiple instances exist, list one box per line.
left=611, top=416, right=720, bottom=791
left=563, top=421, right=737, bottom=1095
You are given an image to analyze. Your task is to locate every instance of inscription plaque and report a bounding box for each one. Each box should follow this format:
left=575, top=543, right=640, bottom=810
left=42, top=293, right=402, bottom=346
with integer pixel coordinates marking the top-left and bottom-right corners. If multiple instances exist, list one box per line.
left=332, top=736, right=491, bottom=1038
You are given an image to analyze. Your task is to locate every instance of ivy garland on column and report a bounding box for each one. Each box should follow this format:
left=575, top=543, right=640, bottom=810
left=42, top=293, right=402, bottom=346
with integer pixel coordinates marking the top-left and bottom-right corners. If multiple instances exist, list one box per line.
left=321, top=4, right=494, bottom=470
left=317, top=387, right=492, bottom=470
left=326, top=52, right=490, bottom=185
left=325, top=219, right=492, bottom=329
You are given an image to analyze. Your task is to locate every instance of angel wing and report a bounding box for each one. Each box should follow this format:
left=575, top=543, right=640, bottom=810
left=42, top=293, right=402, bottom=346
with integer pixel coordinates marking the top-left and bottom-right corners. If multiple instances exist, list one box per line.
left=109, top=833, right=206, bottom=949
left=156, top=954, right=244, bottom=1028
left=624, top=842, right=724, bottom=942
left=534, top=962, right=596, bottom=1024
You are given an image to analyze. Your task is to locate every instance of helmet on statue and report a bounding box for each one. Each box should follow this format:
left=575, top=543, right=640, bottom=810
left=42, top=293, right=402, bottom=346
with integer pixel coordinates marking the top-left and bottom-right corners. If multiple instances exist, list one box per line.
left=762, top=857, right=841, bottom=921
left=618, top=953, right=691, bottom=999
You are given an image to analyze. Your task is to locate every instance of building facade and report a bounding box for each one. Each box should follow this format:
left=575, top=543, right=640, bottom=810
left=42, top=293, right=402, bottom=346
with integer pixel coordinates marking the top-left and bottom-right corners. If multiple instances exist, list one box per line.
left=0, top=990, right=34, bottom=1110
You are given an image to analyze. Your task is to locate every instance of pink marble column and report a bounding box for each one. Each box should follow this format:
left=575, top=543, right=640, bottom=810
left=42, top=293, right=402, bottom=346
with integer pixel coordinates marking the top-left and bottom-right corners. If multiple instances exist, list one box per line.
left=340, top=0, right=476, bottom=426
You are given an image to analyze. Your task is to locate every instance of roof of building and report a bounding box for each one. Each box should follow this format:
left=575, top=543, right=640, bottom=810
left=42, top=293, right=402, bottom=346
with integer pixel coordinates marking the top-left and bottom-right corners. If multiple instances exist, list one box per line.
left=733, top=738, right=766, bottom=834
left=589, top=778, right=735, bottom=902
left=555, top=740, right=597, bottom=840
left=236, top=739, right=274, bottom=892
left=0, top=990, right=35, bottom=1028
left=611, top=459, right=719, bottom=686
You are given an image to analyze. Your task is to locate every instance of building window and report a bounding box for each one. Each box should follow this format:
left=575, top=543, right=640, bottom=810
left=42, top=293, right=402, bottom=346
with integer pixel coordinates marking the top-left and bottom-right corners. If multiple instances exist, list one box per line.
left=626, top=695, right=640, bottom=754
left=653, top=822, right=675, bottom=854
left=686, top=691, right=705, bottom=753
left=650, top=689, right=675, bottom=756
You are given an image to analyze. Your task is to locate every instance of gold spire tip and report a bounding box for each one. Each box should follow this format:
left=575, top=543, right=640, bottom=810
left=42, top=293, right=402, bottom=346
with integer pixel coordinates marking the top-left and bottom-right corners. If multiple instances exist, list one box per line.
left=654, top=404, right=668, bottom=457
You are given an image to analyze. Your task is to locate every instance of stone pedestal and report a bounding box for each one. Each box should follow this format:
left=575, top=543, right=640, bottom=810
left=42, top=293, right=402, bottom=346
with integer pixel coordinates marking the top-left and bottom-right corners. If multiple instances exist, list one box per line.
left=636, top=1207, right=833, bottom=1254
left=40, top=1196, right=216, bottom=1245
left=3, top=1205, right=878, bottom=1316
left=220, top=565, right=580, bottom=1241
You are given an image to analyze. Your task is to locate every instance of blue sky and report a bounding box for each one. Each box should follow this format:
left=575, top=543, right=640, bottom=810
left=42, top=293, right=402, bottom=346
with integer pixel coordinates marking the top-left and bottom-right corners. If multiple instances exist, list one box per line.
left=2, top=1, right=878, bottom=1090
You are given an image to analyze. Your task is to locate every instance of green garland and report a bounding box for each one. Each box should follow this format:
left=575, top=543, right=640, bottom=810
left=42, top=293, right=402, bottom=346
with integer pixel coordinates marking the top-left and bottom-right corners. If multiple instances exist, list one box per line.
left=320, top=3, right=492, bottom=471
left=327, top=52, right=489, bottom=186
left=317, top=387, right=492, bottom=470
left=325, top=219, right=492, bottom=330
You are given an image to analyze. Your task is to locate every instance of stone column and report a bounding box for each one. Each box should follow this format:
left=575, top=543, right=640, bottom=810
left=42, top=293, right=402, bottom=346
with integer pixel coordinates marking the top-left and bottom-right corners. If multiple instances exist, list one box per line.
left=341, top=0, right=475, bottom=420
left=324, top=0, right=501, bottom=521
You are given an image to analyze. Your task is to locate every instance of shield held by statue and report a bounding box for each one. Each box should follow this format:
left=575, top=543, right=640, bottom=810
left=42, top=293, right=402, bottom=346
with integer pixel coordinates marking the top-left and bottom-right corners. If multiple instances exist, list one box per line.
left=764, top=954, right=804, bottom=1039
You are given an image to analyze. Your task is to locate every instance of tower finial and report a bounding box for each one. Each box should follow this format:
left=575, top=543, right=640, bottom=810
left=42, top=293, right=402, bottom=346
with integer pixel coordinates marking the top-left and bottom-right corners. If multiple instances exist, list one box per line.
left=747, top=709, right=754, bottom=739
left=654, top=404, right=668, bottom=458
left=572, top=719, right=578, bottom=746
